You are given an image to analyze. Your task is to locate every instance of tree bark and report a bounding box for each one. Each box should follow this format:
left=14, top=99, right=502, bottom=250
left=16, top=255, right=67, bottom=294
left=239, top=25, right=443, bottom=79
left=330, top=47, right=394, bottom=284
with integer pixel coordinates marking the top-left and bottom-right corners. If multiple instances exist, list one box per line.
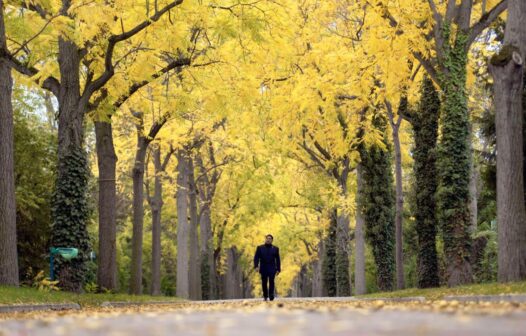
left=149, top=145, right=163, bottom=296
left=336, top=211, right=351, bottom=296
left=176, top=150, right=190, bottom=299
left=188, top=155, right=201, bottom=300
left=312, top=240, right=326, bottom=297
left=50, top=37, right=91, bottom=292
left=224, top=247, right=243, bottom=299
left=490, top=0, right=526, bottom=281
left=130, top=117, right=149, bottom=295
left=95, top=121, right=118, bottom=292
left=387, top=104, right=405, bottom=290
left=196, top=147, right=220, bottom=299
left=354, top=165, right=366, bottom=295
left=0, top=0, right=19, bottom=286
left=469, top=158, right=479, bottom=233
left=413, top=76, right=440, bottom=288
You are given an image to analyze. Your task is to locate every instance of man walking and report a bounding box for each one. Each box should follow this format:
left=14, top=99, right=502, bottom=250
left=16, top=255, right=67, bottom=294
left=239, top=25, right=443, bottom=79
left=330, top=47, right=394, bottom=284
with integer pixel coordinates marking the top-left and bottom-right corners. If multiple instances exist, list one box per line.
left=253, top=234, right=281, bottom=301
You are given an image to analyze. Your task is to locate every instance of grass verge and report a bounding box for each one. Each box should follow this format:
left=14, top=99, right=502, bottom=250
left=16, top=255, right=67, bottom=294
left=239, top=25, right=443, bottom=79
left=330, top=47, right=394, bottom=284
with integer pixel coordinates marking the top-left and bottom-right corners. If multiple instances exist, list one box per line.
left=0, top=286, right=182, bottom=308
left=357, top=281, right=526, bottom=300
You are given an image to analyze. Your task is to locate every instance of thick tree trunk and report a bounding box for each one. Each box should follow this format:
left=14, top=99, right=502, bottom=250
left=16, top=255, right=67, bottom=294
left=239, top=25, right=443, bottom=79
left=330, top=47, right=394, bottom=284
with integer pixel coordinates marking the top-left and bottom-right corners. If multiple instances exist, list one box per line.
left=51, top=38, right=90, bottom=292
left=150, top=145, right=163, bottom=296
left=437, top=33, right=473, bottom=287
left=413, top=76, right=440, bottom=288
left=354, top=165, right=366, bottom=295
left=360, top=114, right=396, bottom=291
left=0, top=2, right=19, bottom=285
left=224, top=247, right=243, bottom=299
left=490, top=0, right=526, bottom=281
left=188, top=156, right=201, bottom=300
left=130, top=133, right=148, bottom=295
left=94, top=121, right=118, bottom=292
left=176, top=150, right=190, bottom=299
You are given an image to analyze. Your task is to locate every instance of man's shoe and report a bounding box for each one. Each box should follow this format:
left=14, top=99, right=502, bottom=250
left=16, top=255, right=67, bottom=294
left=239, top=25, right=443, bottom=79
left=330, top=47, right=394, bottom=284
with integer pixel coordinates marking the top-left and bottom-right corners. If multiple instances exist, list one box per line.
left=269, top=297, right=274, bottom=301
left=264, top=297, right=268, bottom=301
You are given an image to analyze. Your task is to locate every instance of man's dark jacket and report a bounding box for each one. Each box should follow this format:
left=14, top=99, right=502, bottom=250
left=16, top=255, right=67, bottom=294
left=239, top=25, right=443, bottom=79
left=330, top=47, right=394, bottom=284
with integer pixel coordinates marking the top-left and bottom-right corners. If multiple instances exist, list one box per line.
left=253, top=244, right=281, bottom=276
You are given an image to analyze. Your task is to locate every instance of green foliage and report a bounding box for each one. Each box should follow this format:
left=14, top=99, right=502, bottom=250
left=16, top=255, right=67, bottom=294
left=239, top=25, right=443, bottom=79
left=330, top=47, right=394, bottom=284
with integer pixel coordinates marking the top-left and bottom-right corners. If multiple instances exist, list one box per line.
left=359, top=113, right=395, bottom=292
left=413, top=76, right=440, bottom=288
left=84, top=282, right=99, bottom=294
left=436, top=25, right=473, bottom=285
left=51, top=149, right=91, bottom=292
left=13, top=89, right=57, bottom=283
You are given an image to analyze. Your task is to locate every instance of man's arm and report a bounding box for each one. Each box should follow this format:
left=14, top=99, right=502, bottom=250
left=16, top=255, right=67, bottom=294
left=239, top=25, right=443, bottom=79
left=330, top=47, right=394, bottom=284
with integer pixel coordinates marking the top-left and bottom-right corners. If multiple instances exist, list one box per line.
left=275, top=247, right=281, bottom=273
left=253, top=246, right=260, bottom=269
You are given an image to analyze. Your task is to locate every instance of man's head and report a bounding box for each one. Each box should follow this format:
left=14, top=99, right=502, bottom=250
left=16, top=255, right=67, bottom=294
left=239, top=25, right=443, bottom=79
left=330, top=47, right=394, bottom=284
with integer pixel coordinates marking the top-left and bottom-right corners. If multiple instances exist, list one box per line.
left=265, top=234, right=274, bottom=245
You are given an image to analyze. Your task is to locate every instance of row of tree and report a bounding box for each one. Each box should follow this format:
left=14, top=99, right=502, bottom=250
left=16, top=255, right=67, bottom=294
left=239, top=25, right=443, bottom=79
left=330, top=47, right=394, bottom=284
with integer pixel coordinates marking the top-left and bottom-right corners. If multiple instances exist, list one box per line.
left=1, top=0, right=525, bottom=297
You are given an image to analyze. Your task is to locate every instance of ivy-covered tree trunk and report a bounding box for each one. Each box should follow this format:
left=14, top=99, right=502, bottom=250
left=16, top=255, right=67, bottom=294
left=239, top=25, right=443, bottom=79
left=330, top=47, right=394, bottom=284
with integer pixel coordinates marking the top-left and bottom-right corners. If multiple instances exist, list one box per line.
left=359, top=114, right=395, bottom=292
left=354, top=165, right=366, bottom=295
left=0, top=0, right=19, bottom=286
left=94, top=121, right=118, bottom=292
left=413, top=76, right=440, bottom=288
left=437, top=29, right=473, bottom=286
left=322, top=210, right=337, bottom=296
left=51, top=38, right=90, bottom=292
left=335, top=211, right=351, bottom=296
left=489, top=0, right=526, bottom=281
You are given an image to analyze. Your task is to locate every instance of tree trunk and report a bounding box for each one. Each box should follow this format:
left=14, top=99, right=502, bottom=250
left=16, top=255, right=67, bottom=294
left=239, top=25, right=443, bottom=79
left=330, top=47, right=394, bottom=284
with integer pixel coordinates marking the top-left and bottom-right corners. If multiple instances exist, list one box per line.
left=336, top=211, right=351, bottom=296
left=388, top=112, right=405, bottom=290
left=490, top=0, right=526, bottom=281
left=322, top=210, right=337, bottom=296
left=437, top=32, right=473, bottom=287
left=312, top=240, right=326, bottom=297
left=150, top=145, right=163, bottom=296
left=469, top=159, right=479, bottom=233
left=51, top=37, right=90, bottom=292
left=199, top=203, right=214, bottom=299
left=176, top=150, right=190, bottom=299
left=130, top=130, right=148, bottom=294
left=413, top=76, right=440, bottom=288
left=94, top=121, right=118, bottom=292
left=354, top=165, right=366, bottom=295
left=188, top=155, right=201, bottom=300
left=360, top=113, right=396, bottom=292
left=224, top=247, right=243, bottom=299
left=0, top=1, right=19, bottom=286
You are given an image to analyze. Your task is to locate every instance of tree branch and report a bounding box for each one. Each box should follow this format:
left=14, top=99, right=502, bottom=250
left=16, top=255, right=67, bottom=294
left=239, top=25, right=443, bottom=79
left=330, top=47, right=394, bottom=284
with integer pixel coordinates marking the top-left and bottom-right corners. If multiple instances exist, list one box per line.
left=83, top=0, right=184, bottom=99
left=467, top=0, right=508, bottom=48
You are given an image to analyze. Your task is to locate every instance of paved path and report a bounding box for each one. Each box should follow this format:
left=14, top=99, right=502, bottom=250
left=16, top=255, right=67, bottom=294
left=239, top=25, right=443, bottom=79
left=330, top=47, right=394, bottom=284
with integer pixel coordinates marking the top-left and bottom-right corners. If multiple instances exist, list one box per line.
left=1, top=299, right=525, bottom=336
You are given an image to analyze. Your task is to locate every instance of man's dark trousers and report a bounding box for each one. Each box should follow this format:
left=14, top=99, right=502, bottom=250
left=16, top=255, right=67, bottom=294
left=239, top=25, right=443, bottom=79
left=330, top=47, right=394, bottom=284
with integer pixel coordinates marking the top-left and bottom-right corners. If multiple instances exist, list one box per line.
left=261, top=274, right=275, bottom=300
